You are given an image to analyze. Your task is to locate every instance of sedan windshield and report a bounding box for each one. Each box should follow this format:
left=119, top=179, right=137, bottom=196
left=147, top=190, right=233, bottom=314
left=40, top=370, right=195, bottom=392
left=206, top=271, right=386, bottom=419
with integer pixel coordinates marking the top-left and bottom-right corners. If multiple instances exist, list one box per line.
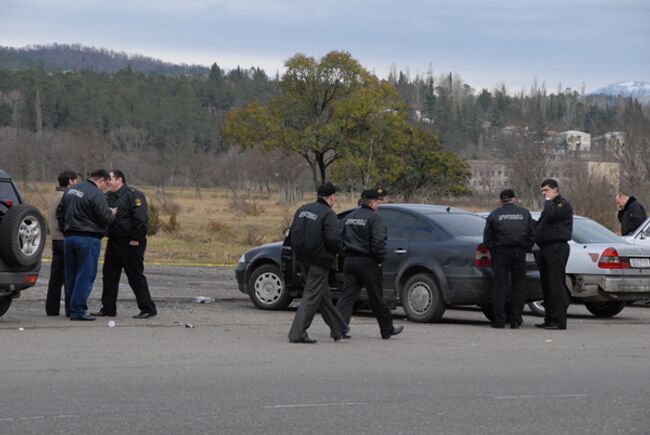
left=573, top=218, right=625, bottom=244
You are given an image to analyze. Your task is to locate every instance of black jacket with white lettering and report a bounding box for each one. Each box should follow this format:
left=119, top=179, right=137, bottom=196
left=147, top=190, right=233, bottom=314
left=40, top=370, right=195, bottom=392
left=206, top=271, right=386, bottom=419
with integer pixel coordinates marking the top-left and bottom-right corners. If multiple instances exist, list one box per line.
left=340, top=205, right=387, bottom=263
left=289, top=198, right=341, bottom=268
left=535, top=195, right=573, bottom=247
left=56, top=179, right=113, bottom=238
left=483, top=203, right=535, bottom=250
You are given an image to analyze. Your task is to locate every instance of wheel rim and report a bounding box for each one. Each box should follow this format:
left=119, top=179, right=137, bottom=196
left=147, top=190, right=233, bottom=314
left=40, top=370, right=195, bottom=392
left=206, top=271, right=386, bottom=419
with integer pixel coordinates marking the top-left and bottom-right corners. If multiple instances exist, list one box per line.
left=18, top=216, right=41, bottom=256
left=531, top=300, right=545, bottom=312
left=408, top=282, right=432, bottom=314
left=254, top=272, right=283, bottom=304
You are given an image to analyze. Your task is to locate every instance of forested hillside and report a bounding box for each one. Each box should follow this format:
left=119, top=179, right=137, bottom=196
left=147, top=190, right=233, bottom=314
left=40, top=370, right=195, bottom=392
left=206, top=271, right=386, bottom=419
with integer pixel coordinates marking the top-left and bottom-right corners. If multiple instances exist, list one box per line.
left=0, top=45, right=648, bottom=201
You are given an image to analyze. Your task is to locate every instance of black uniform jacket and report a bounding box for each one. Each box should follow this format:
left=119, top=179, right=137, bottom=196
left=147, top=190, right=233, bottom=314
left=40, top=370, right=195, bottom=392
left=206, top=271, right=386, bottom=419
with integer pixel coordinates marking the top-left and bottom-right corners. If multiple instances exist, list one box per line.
left=618, top=196, right=647, bottom=236
left=535, top=195, right=573, bottom=247
left=483, top=203, right=535, bottom=250
left=289, top=198, right=341, bottom=268
left=340, top=205, right=387, bottom=263
left=106, top=184, right=149, bottom=241
left=56, top=179, right=113, bottom=238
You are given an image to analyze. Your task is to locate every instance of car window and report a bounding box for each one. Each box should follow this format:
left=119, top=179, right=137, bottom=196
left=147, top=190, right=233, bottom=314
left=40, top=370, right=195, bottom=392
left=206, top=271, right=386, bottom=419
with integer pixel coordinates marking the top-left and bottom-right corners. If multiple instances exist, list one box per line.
left=412, top=217, right=436, bottom=240
left=572, top=218, right=626, bottom=244
left=379, top=209, right=416, bottom=240
left=426, top=213, right=486, bottom=237
left=0, top=181, right=20, bottom=213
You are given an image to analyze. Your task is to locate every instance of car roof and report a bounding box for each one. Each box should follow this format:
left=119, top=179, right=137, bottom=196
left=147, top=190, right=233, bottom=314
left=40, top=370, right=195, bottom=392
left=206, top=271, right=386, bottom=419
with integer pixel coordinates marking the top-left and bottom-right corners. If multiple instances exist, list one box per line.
left=0, top=170, right=11, bottom=179
left=378, top=203, right=471, bottom=215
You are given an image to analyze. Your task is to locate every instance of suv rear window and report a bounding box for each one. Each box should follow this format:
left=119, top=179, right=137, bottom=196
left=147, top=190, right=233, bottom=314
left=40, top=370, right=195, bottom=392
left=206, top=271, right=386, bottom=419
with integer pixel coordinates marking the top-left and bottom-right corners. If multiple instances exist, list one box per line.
left=0, top=180, right=20, bottom=212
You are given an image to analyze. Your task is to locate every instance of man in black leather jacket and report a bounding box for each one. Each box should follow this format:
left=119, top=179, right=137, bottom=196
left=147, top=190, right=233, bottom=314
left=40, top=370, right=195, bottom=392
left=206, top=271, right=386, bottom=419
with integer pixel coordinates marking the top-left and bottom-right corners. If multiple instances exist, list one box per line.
left=483, top=189, right=534, bottom=329
left=92, top=169, right=157, bottom=319
left=56, top=169, right=115, bottom=321
left=287, top=182, right=348, bottom=344
left=535, top=179, right=573, bottom=330
left=616, top=192, right=647, bottom=236
left=336, top=189, right=403, bottom=339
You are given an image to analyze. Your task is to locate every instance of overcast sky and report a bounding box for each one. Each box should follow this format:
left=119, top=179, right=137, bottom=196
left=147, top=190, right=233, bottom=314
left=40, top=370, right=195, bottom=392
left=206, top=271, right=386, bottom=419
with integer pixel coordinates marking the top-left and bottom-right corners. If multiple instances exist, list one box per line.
left=2, top=0, right=648, bottom=92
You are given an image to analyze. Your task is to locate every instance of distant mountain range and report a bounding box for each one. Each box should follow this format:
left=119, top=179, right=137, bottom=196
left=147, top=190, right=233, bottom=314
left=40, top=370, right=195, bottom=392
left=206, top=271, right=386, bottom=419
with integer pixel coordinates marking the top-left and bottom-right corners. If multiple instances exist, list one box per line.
left=0, top=44, right=210, bottom=76
left=590, top=81, right=650, bottom=102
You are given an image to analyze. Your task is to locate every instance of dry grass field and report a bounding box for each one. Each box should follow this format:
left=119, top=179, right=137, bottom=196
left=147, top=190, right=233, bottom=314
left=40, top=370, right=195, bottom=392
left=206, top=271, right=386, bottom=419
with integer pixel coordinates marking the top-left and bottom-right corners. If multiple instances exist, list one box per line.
left=23, top=184, right=367, bottom=266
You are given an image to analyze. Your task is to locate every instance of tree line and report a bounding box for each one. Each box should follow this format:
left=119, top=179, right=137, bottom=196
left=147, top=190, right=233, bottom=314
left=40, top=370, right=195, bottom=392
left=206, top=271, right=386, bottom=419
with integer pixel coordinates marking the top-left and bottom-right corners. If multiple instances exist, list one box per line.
left=0, top=48, right=648, bottom=206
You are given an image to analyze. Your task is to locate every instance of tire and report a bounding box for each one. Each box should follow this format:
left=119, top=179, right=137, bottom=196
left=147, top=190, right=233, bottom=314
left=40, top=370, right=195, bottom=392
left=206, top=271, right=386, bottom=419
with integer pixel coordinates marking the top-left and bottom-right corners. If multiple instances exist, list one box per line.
left=528, top=300, right=546, bottom=317
left=401, top=273, right=445, bottom=322
left=0, top=204, right=46, bottom=267
left=0, top=297, right=11, bottom=317
left=584, top=301, right=626, bottom=318
left=248, top=264, right=292, bottom=310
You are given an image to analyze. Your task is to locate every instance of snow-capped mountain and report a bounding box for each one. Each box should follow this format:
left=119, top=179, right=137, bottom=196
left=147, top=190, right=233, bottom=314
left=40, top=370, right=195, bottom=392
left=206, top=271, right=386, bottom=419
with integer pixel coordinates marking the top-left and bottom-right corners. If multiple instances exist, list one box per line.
left=590, top=81, right=650, bottom=102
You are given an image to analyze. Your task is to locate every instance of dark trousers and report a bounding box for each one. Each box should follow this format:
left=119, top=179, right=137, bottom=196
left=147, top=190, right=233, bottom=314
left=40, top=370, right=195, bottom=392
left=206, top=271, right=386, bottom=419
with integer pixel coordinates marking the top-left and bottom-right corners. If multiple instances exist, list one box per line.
left=64, top=236, right=100, bottom=317
left=101, top=238, right=156, bottom=315
left=46, top=239, right=68, bottom=316
left=336, top=256, right=394, bottom=336
left=491, top=247, right=527, bottom=326
left=538, top=242, right=570, bottom=327
left=288, top=263, right=347, bottom=341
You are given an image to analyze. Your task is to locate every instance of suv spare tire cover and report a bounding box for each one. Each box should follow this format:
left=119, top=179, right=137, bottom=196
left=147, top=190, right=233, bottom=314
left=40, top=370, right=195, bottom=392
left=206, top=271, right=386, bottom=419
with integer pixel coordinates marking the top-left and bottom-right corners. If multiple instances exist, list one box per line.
left=0, top=204, right=46, bottom=267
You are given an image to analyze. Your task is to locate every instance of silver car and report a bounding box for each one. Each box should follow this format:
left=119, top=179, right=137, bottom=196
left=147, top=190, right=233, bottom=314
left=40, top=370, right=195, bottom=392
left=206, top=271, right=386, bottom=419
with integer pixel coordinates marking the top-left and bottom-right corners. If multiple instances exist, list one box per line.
left=481, top=212, right=650, bottom=318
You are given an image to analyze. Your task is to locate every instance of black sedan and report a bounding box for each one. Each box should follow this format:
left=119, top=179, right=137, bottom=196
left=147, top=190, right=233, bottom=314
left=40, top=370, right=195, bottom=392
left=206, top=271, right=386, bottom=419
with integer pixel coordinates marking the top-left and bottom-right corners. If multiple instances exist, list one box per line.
left=235, top=204, right=542, bottom=322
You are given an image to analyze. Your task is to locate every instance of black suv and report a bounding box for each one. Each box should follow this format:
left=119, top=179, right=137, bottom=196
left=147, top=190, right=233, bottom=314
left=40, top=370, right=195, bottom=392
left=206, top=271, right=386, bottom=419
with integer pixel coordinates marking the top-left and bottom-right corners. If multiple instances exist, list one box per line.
left=0, top=170, right=46, bottom=317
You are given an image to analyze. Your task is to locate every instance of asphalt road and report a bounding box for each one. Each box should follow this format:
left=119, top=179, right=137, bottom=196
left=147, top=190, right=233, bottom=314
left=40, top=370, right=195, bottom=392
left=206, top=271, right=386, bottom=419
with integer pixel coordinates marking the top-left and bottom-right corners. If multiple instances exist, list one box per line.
left=1, top=264, right=649, bottom=434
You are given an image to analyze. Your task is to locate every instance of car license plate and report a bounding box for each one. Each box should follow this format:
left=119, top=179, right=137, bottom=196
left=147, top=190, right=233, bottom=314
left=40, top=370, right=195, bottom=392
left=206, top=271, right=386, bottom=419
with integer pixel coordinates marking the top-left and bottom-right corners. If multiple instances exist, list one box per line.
left=526, top=253, right=535, bottom=263
left=630, top=258, right=650, bottom=268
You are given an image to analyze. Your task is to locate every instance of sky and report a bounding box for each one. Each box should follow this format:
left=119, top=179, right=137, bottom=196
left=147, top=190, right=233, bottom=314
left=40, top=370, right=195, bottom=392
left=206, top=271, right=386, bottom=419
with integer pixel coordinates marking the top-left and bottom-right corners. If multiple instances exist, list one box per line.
left=2, top=0, right=649, bottom=92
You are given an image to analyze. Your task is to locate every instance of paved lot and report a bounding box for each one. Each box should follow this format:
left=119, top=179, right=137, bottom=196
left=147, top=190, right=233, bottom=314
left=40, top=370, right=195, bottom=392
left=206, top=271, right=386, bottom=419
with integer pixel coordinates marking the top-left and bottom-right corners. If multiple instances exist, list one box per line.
left=1, top=264, right=649, bottom=434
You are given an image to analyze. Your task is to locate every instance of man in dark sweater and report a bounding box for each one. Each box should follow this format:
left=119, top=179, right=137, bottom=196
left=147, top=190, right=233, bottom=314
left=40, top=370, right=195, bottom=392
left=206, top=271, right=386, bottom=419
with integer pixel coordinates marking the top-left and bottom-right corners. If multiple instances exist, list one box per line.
left=616, top=193, right=647, bottom=236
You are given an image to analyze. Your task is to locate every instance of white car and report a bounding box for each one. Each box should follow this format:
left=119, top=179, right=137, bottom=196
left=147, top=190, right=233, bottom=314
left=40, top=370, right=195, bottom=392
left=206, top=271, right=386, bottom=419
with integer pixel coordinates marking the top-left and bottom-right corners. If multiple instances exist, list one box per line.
left=481, top=212, right=650, bottom=318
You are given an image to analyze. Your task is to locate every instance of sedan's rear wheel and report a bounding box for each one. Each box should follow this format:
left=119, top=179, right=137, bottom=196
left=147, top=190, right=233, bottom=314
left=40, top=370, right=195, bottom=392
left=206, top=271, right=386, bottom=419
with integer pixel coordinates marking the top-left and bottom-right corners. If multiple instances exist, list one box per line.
left=401, top=273, right=445, bottom=322
left=584, top=301, right=626, bottom=318
left=0, top=297, right=12, bottom=317
left=248, top=264, right=292, bottom=310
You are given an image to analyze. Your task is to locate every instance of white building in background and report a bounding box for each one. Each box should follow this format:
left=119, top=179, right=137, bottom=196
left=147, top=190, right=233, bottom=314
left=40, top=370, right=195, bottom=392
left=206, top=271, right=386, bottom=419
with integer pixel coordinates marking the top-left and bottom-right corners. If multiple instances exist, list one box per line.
left=557, top=130, right=591, bottom=152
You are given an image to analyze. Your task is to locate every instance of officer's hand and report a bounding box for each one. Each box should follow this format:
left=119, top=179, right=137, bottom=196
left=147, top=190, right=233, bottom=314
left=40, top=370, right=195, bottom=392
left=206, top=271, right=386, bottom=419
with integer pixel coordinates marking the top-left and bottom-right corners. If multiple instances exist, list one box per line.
left=378, top=263, right=383, bottom=268
left=129, top=240, right=140, bottom=246
left=111, top=207, right=117, bottom=215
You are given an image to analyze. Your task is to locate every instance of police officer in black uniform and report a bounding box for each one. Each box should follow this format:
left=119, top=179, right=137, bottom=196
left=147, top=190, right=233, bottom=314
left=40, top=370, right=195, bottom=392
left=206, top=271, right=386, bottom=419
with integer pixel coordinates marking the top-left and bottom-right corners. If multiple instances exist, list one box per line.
left=92, top=170, right=157, bottom=319
left=535, top=179, right=573, bottom=330
left=336, top=189, right=403, bottom=339
left=483, top=189, right=535, bottom=329
left=287, top=182, right=348, bottom=343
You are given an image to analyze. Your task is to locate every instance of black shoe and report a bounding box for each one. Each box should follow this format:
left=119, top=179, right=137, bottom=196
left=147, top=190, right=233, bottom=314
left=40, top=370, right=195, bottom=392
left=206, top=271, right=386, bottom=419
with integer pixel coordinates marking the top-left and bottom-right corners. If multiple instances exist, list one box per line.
left=91, top=310, right=116, bottom=317
left=333, top=333, right=352, bottom=341
left=491, top=323, right=505, bottom=329
left=510, top=323, right=520, bottom=329
left=132, top=312, right=156, bottom=319
left=46, top=312, right=60, bottom=317
left=382, top=325, right=404, bottom=339
left=535, top=322, right=549, bottom=328
left=544, top=324, right=566, bottom=330
left=70, top=314, right=96, bottom=321
left=290, top=335, right=317, bottom=344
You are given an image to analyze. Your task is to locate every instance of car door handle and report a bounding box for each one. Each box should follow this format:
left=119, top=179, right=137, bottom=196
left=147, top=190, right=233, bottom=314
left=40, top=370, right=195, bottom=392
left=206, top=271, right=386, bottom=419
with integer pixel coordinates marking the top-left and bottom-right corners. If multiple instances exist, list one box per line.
left=394, top=249, right=407, bottom=255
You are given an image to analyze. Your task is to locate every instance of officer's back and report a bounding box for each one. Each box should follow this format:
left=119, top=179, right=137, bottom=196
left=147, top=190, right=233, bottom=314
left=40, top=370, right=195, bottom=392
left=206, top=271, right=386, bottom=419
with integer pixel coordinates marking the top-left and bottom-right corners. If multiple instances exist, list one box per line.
left=290, top=195, right=340, bottom=268
left=484, top=197, right=534, bottom=249
left=341, top=204, right=387, bottom=262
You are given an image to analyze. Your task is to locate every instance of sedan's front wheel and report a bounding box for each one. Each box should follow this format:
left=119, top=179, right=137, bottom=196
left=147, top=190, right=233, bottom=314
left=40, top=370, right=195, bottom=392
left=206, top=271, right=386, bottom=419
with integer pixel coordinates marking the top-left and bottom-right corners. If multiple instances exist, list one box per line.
left=584, top=301, right=626, bottom=318
left=248, top=264, right=292, bottom=310
left=401, top=273, right=445, bottom=322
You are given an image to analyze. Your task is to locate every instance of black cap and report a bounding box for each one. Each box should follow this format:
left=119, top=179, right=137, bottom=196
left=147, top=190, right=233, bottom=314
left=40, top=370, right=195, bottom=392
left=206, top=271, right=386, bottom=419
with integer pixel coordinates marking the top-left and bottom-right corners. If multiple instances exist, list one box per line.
left=499, top=189, right=516, bottom=200
left=376, top=187, right=388, bottom=198
left=361, top=189, right=381, bottom=200
left=317, top=182, right=337, bottom=197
